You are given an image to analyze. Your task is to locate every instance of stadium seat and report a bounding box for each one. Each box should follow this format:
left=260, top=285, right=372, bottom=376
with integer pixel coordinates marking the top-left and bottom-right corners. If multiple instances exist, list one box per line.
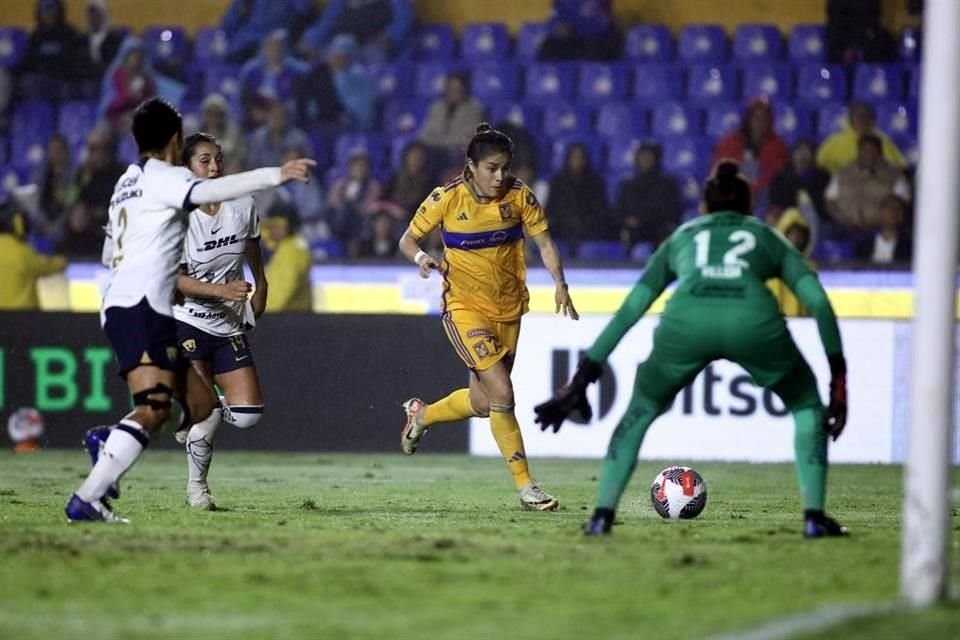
left=741, top=62, right=792, bottom=101
left=577, top=62, right=629, bottom=103
left=661, top=136, right=713, bottom=177
left=58, top=100, right=97, bottom=151
left=815, top=239, right=854, bottom=264
left=678, top=24, right=729, bottom=63
left=604, top=172, right=628, bottom=203
left=369, top=63, right=414, bottom=100
left=606, top=137, right=645, bottom=173
left=381, top=100, right=427, bottom=136
left=142, top=26, right=190, bottom=71
left=461, top=23, right=510, bottom=61
left=489, top=102, right=542, bottom=132
left=471, top=62, right=520, bottom=102
left=387, top=133, right=418, bottom=169
left=0, top=27, right=27, bottom=69
left=203, top=64, right=242, bottom=104
left=595, top=102, right=648, bottom=139
left=816, top=103, right=848, bottom=139
left=516, top=22, right=548, bottom=61
left=906, top=63, right=920, bottom=99
left=415, top=24, right=456, bottom=61
left=543, top=104, right=593, bottom=138
left=334, top=133, right=386, bottom=170
left=733, top=24, right=783, bottom=61
left=524, top=63, right=576, bottom=102
left=632, top=63, right=683, bottom=103
left=309, top=238, right=345, bottom=261
left=772, top=103, right=813, bottom=144
left=875, top=102, right=917, bottom=140
left=704, top=102, right=741, bottom=138
left=899, top=27, right=921, bottom=63
left=577, top=241, right=626, bottom=262
left=651, top=102, right=702, bottom=137
left=682, top=207, right=701, bottom=222
left=193, top=27, right=228, bottom=64
left=630, top=241, right=654, bottom=263
left=676, top=172, right=703, bottom=207
left=624, top=24, right=674, bottom=62
left=550, top=137, right=605, bottom=173
left=788, top=25, right=826, bottom=62
left=305, top=128, right=332, bottom=169
left=414, top=62, right=465, bottom=99
left=685, top=64, right=737, bottom=103
left=795, top=64, right=847, bottom=105
left=117, top=134, right=138, bottom=164
left=853, top=64, right=904, bottom=102
left=0, top=137, right=6, bottom=166
left=11, top=101, right=53, bottom=169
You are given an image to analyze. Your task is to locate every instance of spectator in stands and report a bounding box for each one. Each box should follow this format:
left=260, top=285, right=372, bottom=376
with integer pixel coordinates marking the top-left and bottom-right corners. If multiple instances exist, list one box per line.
left=418, top=73, right=485, bottom=175
left=81, top=0, right=124, bottom=83
left=355, top=211, right=399, bottom=259
left=816, top=101, right=906, bottom=174
left=824, top=133, right=910, bottom=232
left=32, top=133, right=75, bottom=239
left=767, top=139, right=832, bottom=223
left=826, top=0, right=896, bottom=64
left=768, top=207, right=815, bottom=317
left=55, top=199, right=103, bottom=260
left=260, top=202, right=313, bottom=312
left=382, top=141, right=435, bottom=217
left=105, top=39, right=157, bottom=129
left=0, top=191, right=67, bottom=311
left=324, top=34, right=376, bottom=132
left=712, top=98, right=789, bottom=210
left=614, top=142, right=682, bottom=250
left=67, top=126, right=124, bottom=225
left=220, top=0, right=314, bottom=64
left=17, top=0, right=84, bottom=97
left=246, top=100, right=313, bottom=169
left=326, top=148, right=383, bottom=254
left=199, top=93, right=247, bottom=175
left=853, top=194, right=912, bottom=265
left=257, top=144, right=328, bottom=242
left=538, top=0, right=622, bottom=61
left=545, top=143, right=611, bottom=249
left=239, top=29, right=309, bottom=130
left=300, top=0, right=414, bottom=65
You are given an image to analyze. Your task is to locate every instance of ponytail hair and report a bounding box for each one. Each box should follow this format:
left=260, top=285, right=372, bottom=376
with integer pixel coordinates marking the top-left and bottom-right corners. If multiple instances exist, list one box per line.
left=464, top=123, right=513, bottom=178
left=704, top=159, right=752, bottom=214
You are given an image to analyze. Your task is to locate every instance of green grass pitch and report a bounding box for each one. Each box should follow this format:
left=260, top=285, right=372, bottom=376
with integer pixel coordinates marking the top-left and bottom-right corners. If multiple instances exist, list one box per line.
left=1, top=450, right=957, bottom=639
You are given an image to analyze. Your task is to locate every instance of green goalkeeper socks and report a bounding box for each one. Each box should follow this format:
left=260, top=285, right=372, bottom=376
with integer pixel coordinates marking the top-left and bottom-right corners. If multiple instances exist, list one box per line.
left=596, top=394, right=660, bottom=510
left=793, top=406, right=828, bottom=511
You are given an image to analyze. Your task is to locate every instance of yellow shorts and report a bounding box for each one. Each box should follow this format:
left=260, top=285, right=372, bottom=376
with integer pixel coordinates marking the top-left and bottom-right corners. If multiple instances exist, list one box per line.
left=441, top=310, right=520, bottom=372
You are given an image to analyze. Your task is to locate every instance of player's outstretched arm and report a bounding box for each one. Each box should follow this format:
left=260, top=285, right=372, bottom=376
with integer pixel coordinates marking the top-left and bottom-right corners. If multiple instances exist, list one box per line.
left=186, top=159, right=316, bottom=207
left=530, top=230, right=578, bottom=320
left=398, top=228, right=439, bottom=279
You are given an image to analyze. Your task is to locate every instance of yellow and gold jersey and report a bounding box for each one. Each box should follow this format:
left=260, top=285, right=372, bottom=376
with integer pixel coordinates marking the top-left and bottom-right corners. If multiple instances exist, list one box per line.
left=408, top=175, right=548, bottom=322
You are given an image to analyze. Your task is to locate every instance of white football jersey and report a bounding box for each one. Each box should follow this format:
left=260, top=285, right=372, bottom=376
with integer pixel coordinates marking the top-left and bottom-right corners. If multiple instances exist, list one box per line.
left=101, top=158, right=200, bottom=320
left=173, top=197, right=260, bottom=337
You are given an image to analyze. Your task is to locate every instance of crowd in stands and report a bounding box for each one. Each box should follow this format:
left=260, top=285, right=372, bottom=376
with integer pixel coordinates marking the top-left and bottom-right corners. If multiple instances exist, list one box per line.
left=0, top=0, right=920, bottom=280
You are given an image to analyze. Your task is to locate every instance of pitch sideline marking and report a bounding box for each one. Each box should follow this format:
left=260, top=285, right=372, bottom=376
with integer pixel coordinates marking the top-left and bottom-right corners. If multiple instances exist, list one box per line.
left=707, top=602, right=898, bottom=640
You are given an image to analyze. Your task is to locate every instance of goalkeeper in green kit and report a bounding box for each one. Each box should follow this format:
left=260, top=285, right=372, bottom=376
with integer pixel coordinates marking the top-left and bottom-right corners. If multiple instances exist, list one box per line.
left=535, top=160, right=849, bottom=538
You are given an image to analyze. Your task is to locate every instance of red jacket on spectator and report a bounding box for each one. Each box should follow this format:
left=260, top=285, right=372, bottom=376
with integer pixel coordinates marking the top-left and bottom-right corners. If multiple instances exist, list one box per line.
left=711, top=99, right=789, bottom=197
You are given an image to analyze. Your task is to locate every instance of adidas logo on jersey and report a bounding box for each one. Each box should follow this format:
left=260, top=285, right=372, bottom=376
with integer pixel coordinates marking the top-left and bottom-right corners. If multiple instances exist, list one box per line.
left=199, top=234, right=242, bottom=252
left=457, top=212, right=469, bottom=221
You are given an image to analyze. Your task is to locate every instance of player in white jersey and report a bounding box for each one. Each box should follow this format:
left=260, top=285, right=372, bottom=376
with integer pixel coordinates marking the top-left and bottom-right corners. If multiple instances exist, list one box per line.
left=66, top=98, right=315, bottom=523
left=173, top=133, right=268, bottom=509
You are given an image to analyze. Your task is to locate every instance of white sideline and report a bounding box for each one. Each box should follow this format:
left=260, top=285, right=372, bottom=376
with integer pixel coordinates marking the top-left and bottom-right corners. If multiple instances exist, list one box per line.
left=706, top=602, right=897, bottom=640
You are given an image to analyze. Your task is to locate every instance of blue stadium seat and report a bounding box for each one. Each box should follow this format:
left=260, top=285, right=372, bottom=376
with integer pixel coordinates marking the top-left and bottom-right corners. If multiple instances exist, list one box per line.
left=0, top=137, right=7, bottom=166
left=605, top=172, right=628, bottom=203
left=704, top=102, right=742, bottom=138
left=387, top=134, right=418, bottom=169
left=117, top=134, right=138, bottom=164
left=816, top=103, right=848, bottom=139
left=905, top=63, right=920, bottom=99
left=203, top=64, right=242, bottom=104
left=606, top=137, right=645, bottom=173
left=58, top=100, right=97, bottom=151
left=0, top=27, right=27, bottom=69
left=471, top=62, right=520, bottom=101
left=733, top=24, right=783, bottom=61
left=381, top=100, right=427, bottom=136
left=795, top=64, right=847, bottom=105
left=789, top=25, right=826, bottom=62
left=305, top=128, right=331, bottom=169
left=876, top=102, right=917, bottom=140
left=369, top=63, right=414, bottom=100
left=414, top=62, right=465, bottom=99
left=661, top=136, right=713, bottom=177
left=193, top=27, right=228, bottom=64
left=543, top=103, right=593, bottom=138
left=624, top=24, right=674, bottom=62
left=741, top=62, right=792, bottom=101
left=595, top=103, right=648, bottom=138
left=630, top=241, right=654, bottom=263
left=577, top=62, right=628, bottom=103
left=524, top=63, right=576, bottom=102
left=415, top=24, right=456, bottom=61
left=853, top=64, right=904, bottom=102
left=632, top=63, right=683, bottom=103
left=815, top=239, right=854, bottom=264
left=550, top=137, right=605, bottom=173
left=682, top=207, right=701, bottom=222
left=772, top=103, right=813, bottom=144
left=678, top=24, right=729, bottom=63
left=651, top=102, right=702, bottom=137
left=461, top=23, right=510, bottom=61
left=899, top=27, right=921, bottom=63
left=516, top=22, right=548, bottom=61
left=12, top=101, right=54, bottom=168
left=489, top=102, right=542, bottom=132
left=577, top=241, right=626, bottom=262
left=142, top=26, right=190, bottom=70
left=685, top=64, right=737, bottom=103
left=676, top=172, right=703, bottom=207
left=334, top=133, right=386, bottom=170
left=310, top=238, right=345, bottom=261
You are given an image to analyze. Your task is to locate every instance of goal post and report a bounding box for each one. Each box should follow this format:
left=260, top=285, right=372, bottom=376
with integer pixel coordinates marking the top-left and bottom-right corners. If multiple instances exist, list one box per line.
left=899, top=0, right=960, bottom=608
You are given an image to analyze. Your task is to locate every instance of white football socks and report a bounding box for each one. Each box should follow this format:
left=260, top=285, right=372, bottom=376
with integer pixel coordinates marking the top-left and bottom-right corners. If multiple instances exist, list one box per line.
left=186, top=407, right=222, bottom=484
left=76, top=419, right=148, bottom=502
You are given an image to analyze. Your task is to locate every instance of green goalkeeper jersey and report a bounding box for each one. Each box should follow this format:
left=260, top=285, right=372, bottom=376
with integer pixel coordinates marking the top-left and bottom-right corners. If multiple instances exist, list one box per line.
left=586, top=211, right=843, bottom=364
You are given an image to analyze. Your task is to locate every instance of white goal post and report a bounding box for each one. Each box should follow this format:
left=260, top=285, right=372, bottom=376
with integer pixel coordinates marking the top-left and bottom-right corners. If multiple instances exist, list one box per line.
left=899, top=0, right=960, bottom=608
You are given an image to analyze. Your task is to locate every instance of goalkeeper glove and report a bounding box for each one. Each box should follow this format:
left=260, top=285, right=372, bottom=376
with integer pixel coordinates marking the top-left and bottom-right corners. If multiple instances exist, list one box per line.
left=534, top=358, right=603, bottom=433
left=823, top=354, right=847, bottom=441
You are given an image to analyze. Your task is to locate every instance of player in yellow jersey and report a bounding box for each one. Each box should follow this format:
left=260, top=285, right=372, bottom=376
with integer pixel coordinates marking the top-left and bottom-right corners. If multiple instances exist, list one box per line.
left=397, top=123, right=579, bottom=511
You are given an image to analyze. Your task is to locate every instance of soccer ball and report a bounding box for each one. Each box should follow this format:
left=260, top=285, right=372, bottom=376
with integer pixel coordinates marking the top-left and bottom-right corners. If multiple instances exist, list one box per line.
left=650, top=466, right=707, bottom=519
left=7, top=407, right=44, bottom=451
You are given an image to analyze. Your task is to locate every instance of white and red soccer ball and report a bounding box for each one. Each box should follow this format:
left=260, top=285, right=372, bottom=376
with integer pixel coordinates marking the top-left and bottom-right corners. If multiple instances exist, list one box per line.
left=7, top=407, right=44, bottom=452
left=650, top=466, right=707, bottom=519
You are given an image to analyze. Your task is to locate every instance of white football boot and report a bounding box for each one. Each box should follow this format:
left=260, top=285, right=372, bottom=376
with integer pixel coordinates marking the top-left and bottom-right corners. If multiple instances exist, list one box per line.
left=401, top=398, right=427, bottom=455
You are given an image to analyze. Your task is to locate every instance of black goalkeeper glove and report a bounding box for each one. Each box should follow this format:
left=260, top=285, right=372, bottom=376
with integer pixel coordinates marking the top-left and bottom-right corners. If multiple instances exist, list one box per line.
left=534, top=358, right=603, bottom=433
left=823, top=354, right=847, bottom=441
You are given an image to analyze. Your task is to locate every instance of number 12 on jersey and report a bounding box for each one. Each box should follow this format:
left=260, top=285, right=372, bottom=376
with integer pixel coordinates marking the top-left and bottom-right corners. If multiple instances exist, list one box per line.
left=693, top=229, right=756, bottom=278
